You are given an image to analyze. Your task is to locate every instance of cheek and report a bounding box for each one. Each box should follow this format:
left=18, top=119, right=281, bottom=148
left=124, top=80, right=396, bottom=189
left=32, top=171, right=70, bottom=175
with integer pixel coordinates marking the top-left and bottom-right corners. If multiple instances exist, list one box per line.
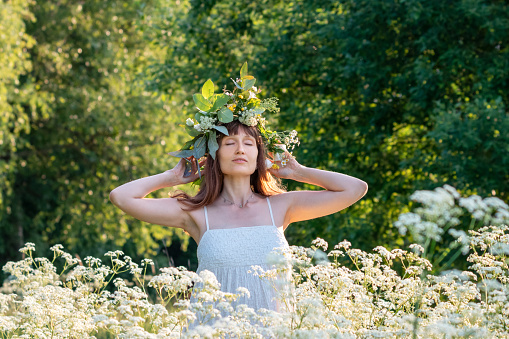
left=251, top=149, right=259, bottom=164
left=216, top=150, right=227, bottom=170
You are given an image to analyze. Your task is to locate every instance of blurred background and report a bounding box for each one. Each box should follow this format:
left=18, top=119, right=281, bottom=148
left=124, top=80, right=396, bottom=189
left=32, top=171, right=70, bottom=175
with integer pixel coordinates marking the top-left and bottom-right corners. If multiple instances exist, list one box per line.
left=1, top=0, right=508, bottom=283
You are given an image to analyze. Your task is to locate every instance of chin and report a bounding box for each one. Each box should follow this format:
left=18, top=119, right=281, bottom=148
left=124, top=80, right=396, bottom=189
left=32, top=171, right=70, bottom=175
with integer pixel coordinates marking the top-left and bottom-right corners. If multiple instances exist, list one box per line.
left=223, top=168, right=256, bottom=177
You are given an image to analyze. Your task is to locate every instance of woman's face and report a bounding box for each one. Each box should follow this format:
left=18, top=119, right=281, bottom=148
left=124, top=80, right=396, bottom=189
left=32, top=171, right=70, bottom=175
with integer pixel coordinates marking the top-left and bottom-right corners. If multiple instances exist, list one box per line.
left=217, top=128, right=259, bottom=177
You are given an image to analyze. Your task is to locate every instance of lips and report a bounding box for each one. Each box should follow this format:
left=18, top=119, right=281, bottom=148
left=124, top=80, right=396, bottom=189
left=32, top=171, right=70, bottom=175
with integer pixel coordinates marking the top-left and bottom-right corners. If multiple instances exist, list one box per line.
left=233, top=158, right=247, bottom=163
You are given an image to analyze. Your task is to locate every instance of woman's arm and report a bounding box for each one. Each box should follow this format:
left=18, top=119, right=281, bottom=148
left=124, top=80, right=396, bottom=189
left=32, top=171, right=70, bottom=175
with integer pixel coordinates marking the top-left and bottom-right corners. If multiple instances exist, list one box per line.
left=268, top=153, right=368, bottom=226
left=109, top=157, right=204, bottom=229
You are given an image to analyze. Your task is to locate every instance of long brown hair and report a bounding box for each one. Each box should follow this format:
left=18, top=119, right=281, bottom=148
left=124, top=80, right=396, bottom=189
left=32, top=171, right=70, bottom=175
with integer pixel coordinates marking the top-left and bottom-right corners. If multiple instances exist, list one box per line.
left=173, top=120, right=286, bottom=210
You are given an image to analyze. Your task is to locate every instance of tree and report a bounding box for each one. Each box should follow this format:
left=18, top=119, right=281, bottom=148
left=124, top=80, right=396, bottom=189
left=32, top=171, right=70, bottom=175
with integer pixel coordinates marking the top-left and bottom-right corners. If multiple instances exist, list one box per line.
left=150, top=0, right=508, bottom=253
left=0, top=0, right=192, bottom=278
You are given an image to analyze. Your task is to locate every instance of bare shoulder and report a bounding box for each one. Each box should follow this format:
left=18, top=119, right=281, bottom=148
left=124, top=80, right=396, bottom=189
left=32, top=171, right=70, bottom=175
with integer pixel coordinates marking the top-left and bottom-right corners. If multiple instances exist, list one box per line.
left=270, top=188, right=367, bottom=225
left=266, top=192, right=299, bottom=229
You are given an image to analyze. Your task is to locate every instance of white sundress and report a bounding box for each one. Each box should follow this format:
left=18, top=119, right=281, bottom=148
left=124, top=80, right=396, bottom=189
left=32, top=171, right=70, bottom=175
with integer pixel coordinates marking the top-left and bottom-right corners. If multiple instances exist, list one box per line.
left=186, top=197, right=292, bottom=330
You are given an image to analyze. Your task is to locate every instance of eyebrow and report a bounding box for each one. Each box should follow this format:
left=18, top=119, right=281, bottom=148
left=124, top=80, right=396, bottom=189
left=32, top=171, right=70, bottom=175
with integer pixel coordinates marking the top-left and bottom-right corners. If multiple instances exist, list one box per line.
left=224, top=135, right=255, bottom=140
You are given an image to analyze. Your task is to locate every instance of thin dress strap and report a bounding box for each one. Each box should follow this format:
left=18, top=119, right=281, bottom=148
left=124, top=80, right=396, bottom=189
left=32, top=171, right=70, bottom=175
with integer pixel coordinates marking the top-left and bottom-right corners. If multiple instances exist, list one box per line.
left=266, top=197, right=276, bottom=227
left=203, top=206, right=210, bottom=231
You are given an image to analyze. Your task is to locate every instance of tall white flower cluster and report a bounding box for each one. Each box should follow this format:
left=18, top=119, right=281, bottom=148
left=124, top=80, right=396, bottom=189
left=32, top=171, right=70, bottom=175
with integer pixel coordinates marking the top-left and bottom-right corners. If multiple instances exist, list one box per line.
left=395, top=184, right=508, bottom=247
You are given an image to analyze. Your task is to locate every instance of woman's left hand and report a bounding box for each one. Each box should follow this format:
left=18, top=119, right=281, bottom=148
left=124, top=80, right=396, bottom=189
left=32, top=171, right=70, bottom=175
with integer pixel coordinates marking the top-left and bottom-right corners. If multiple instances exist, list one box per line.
left=267, top=151, right=303, bottom=180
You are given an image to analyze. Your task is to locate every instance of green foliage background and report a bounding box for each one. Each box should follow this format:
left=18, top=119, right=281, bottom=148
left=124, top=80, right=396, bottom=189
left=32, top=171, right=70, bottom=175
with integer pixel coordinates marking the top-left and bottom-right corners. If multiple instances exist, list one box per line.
left=1, top=0, right=508, bottom=282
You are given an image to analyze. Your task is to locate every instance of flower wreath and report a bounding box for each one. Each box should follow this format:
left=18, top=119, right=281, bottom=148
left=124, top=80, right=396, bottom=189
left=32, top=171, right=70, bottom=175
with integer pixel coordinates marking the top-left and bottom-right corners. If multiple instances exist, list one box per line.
left=169, top=62, right=299, bottom=178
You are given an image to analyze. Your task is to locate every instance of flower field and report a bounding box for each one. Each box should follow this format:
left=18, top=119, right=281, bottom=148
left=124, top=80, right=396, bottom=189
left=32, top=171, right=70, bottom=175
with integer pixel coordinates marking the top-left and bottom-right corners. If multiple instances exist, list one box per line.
left=1, top=185, right=508, bottom=338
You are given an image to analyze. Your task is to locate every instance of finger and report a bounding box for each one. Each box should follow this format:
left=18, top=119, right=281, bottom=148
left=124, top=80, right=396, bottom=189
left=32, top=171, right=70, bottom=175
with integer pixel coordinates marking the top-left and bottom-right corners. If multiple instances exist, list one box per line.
left=191, top=159, right=199, bottom=172
left=177, top=158, right=187, bottom=169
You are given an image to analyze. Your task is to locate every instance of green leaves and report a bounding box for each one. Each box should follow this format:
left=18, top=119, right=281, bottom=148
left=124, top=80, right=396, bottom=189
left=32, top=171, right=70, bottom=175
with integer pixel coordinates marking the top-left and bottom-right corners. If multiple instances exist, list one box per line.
left=243, top=78, right=256, bottom=91
left=213, top=125, right=229, bottom=135
left=218, top=107, right=234, bottom=123
left=208, top=130, right=219, bottom=159
left=209, top=94, right=231, bottom=112
left=250, top=107, right=265, bottom=115
left=193, top=135, right=207, bottom=159
left=167, top=149, right=195, bottom=158
left=193, top=93, right=212, bottom=111
left=202, top=79, right=214, bottom=99
left=239, top=62, right=256, bottom=90
left=240, top=62, right=248, bottom=79
left=186, top=125, right=200, bottom=137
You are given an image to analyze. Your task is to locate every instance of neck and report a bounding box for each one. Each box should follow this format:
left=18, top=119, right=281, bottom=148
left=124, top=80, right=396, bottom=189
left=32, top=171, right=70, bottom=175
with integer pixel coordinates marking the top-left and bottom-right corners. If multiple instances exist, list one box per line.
left=221, top=175, right=253, bottom=206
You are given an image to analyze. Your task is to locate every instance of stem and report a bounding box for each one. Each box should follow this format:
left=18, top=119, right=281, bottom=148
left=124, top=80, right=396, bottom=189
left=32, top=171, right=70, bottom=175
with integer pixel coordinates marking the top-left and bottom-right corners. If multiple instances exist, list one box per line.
left=422, top=237, right=432, bottom=260
left=432, top=242, right=457, bottom=269
left=427, top=238, right=437, bottom=261
left=436, top=246, right=463, bottom=272
left=468, top=217, right=477, bottom=230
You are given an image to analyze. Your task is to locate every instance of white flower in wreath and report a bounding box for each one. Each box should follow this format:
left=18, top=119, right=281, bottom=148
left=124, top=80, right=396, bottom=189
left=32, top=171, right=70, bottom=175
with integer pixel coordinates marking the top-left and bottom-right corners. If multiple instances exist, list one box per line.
left=274, top=144, right=287, bottom=162
left=248, top=90, right=257, bottom=100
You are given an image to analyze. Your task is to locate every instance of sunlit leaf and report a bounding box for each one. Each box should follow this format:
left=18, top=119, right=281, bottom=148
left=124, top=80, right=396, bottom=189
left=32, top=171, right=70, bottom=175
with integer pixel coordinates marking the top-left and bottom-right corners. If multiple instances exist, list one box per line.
left=209, top=94, right=231, bottom=112
left=240, top=62, right=248, bottom=79
left=193, top=93, right=212, bottom=111
left=202, top=79, right=214, bottom=99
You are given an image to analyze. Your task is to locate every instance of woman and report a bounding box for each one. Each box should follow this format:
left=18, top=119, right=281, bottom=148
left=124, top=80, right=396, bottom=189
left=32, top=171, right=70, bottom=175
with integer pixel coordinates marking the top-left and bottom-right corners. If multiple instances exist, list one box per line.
left=109, top=119, right=367, bottom=319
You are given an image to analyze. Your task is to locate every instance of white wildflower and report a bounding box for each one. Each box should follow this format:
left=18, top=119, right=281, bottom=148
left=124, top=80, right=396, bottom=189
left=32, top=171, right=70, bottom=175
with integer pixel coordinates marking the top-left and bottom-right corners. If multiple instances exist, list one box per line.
left=312, top=238, right=329, bottom=251
left=335, top=240, right=352, bottom=250
left=105, top=250, right=124, bottom=257
left=449, top=229, right=471, bottom=254
left=141, top=259, right=154, bottom=267
left=19, top=242, right=36, bottom=254
left=235, top=287, right=250, bottom=298
left=409, top=244, right=425, bottom=253
left=49, top=244, right=64, bottom=254
left=483, top=197, right=508, bottom=211
left=459, top=195, right=488, bottom=213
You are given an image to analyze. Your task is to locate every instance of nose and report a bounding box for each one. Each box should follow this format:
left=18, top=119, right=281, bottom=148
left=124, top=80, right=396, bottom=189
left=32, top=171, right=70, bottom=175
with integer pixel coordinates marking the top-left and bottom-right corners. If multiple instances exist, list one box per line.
left=235, top=143, right=245, bottom=154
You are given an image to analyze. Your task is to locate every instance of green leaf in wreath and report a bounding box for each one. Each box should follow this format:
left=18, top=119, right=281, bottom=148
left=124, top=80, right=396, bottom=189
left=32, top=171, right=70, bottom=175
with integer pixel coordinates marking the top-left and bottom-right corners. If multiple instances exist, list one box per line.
left=195, top=112, right=204, bottom=123
left=186, top=125, right=200, bottom=137
left=202, top=79, right=214, bottom=100
left=213, top=125, right=229, bottom=135
left=209, top=94, right=231, bottom=112
left=193, top=93, right=212, bottom=111
left=218, top=107, right=234, bottom=123
left=182, top=137, right=198, bottom=150
left=240, top=62, right=248, bottom=79
left=194, top=136, right=207, bottom=159
left=250, top=107, right=265, bottom=114
left=208, top=130, right=219, bottom=159
left=168, top=149, right=195, bottom=158
left=243, top=78, right=256, bottom=91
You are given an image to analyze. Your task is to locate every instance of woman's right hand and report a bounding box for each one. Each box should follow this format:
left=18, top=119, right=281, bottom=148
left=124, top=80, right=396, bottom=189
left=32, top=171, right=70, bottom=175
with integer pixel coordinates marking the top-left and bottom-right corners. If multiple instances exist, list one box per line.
left=165, top=156, right=206, bottom=185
